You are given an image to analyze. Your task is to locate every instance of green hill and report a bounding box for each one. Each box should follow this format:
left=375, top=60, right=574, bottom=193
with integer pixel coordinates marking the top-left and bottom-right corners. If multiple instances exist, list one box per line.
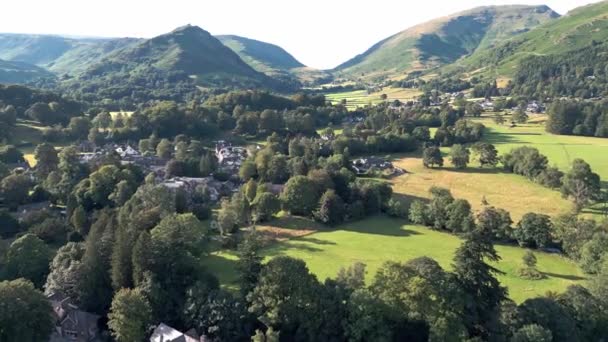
left=443, top=1, right=608, bottom=79
left=334, top=5, right=559, bottom=81
left=46, top=38, right=140, bottom=75
left=0, top=33, right=140, bottom=76
left=59, top=25, right=280, bottom=101
left=0, top=58, right=53, bottom=83
left=0, top=34, right=74, bottom=66
left=217, top=35, right=304, bottom=75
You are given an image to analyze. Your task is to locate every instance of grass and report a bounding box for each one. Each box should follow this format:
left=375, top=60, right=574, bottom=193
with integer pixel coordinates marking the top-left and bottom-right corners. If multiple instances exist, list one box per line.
left=390, top=157, right=572, bottom=221
left=325, top=88, right=421, bottom=110
left=203, top=216, right=585, bottom=303
left=478, top=114, right=608, bottom=181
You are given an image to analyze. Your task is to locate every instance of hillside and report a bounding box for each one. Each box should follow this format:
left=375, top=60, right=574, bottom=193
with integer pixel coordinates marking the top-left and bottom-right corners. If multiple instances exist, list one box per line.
left=0, top=33, right=141, bottom=76
left=0, top=58, right=53, bottom=83
left=46, top=38, right=141, bottom=75
left=59, top=25, right=279, bottom=102
left=334, top=5, right=559, bottom=81
left=443, top=1, right=608, bottom=79
left=0, top=34, right=74, bottom=65
left=217, top=35, right=304, bottom=74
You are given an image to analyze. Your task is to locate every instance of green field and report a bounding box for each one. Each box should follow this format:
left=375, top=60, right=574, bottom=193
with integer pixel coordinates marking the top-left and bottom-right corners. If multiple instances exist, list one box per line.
left=479, top=115, right=608, bottom=181
left=326, top=88, right=421, bottom=110
left=203, top=216, right=585, bottom=303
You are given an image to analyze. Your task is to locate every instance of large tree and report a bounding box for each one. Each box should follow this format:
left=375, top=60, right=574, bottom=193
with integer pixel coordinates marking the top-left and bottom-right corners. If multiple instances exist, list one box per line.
left=453, top=230, right=507, bottom=339
left=0, top=279, right=54, bottom=342
left=3, top=234, right=52, bottom=288
left=280, top=175, right=319, bottom=216
left=108, top=288, right=152, bottom=342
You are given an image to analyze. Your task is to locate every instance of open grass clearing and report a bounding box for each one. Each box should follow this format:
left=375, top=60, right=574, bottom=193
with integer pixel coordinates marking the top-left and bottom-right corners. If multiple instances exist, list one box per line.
left=390, top=157, right=573, bottom=221
left=202, top=216, right=585, bottom=303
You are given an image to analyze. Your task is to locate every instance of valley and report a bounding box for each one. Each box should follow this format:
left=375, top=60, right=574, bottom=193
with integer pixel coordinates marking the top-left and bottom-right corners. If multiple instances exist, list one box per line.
left=1, top=1, right=607, bottom=341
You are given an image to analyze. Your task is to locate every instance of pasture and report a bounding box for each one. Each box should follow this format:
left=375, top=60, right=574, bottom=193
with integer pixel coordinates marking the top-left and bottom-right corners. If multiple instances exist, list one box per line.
left=203, top=216, right=586, bottom=303
left=478, top=114, right=608, bottom=180
left=326, top=87, right=421, bottom=110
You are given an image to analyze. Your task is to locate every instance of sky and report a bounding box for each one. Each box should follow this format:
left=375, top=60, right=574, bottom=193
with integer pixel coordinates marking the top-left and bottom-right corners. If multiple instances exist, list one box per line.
left=0, top=0, right=602, bottom=69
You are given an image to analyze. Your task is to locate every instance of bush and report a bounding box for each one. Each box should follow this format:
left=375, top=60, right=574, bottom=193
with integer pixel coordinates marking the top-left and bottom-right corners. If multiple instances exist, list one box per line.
left=409, top=200, right=429, bottom=225
left=386, top=199, right=409, bottom=218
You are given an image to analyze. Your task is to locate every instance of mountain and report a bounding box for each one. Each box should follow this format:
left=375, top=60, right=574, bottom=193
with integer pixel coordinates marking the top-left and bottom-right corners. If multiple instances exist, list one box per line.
left=0, top=58, right=53, bottom=83
left=217, top=35, right=304, bottom=75
left=46, top=38, right=141, bottom=75
left=0, top=34, right=74, bottom=65
left=58, top=25, right=280, bottom=102
left=0, top=33, right=141, bottom=76
left=442, top=1, right=608, bottom=79
left=334, top=5, right=559, bottom=80
left=217, top=35, right=332, bottom=85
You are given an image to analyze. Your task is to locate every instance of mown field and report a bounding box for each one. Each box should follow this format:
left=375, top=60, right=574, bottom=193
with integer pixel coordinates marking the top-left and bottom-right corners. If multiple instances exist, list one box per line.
left=203, top=216, right=585, bottom=303
left=326, top=87, right=421, bottom=110
left=479, top=115, right=608, bottom=181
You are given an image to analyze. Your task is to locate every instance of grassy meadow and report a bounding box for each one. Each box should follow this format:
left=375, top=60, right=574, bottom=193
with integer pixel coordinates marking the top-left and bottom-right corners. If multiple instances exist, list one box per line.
left=326, top=87, right=421, bottom=110
left=203, top=216, right=586, bottom=303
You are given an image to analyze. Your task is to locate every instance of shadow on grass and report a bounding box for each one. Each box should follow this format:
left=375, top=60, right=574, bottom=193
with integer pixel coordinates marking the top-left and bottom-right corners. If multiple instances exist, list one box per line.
left=444, top=166, right=508, bottom=175
left=541, top=272, right=587, bottom=281
left=298, top=237, right=337, bottom=245
left=335, top=215, right=421, bottom=237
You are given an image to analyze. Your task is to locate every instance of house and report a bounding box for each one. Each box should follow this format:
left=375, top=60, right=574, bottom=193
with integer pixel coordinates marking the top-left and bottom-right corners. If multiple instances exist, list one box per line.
left=48, top=293, right=101, bottom=342
left=115, top=145, right=140, bottom=159
left=351, top=157, right=404, bottom=177
left=479, top=100, right=494, bottom=111
left=215, top=141, right=248, bottom=173
left=150, top=323, right=206, bottom=342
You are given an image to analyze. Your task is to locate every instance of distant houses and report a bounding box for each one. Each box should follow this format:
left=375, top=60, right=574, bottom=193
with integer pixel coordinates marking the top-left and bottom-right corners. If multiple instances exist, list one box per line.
left=215, top=140, right=247, bottom=173
left=47, top=292, right=101, bottom=342
left=351, top=156, right=404, bottom=177
left=150, top=323, right=206, bottom=342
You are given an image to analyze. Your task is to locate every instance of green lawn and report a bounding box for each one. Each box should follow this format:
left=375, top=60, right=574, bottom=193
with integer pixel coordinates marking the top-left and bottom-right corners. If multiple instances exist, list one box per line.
left=478, top=115, right=608, bottom=181
left=203, top=216, right=585, bottom=303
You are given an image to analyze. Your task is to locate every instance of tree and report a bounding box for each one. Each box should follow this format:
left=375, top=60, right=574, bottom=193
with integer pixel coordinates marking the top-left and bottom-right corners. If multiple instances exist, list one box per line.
left=449, top=144, right=470, bottom=169
left=579, top=232, right=608, bottom=274
left=156, top=138, right=173, bottom=159
left=477, top=206, right=513, bottom=241
left=409, top=200, right=430, bottom=225
left=3, top=234, right=52, bottom=288
left=92, top=111, right=112, bottom=129
left=512, top=106, right=529, bottom=124
left=471, top=142, right=498, bottom=167
left=523, top=251, right=537, bottom=268
left=108, top=288, right=152, bottom=342
left=239, top=159, right=257, bottom=181
left=370, top=258, right=466, bottom=341
left=561, top=159, right=601, bottom=211
left=199, top=151, right=218, bottom=176
left=44, top=242, right=85, bottom=301
left=446, top=199, right=475, bottom=233
left=0, top=209, right=20, bottom=238
left=514, top=213, right=552, bottom=248
left=1, top=173, right=30, bottom=210
left=422, top=146, right=443, bottom=168
left=248, top=256, right=333, bottom=340
left=237, top=232, right=263, bottom=297
left=336, top=262, right=367, bottom=291
left=453, top=230, right=507, bottom=338
left=244, top=179, right=258, bottom=203
left=465, top=102, right=482, bottom=117
left=217, top=199, right=238, bottom=235
left=280, top=176, right=319, bottom=216
left=34, top=143, right=58, bottom=179
left=511, top=324, right=552, bottom=342
left=0, top=279, right=54, bottom=342
left=314, top=190, right=346, bottom=226
left=252, top=192, right=280, bottom=223
left=68, top=116, right=91, bottom=140
left=493, top=114, right=506, bottom=125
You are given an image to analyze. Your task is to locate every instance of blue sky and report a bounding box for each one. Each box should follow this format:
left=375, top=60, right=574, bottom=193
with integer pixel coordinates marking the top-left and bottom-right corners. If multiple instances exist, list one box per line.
left=0, top=0, right=602, bottom=69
